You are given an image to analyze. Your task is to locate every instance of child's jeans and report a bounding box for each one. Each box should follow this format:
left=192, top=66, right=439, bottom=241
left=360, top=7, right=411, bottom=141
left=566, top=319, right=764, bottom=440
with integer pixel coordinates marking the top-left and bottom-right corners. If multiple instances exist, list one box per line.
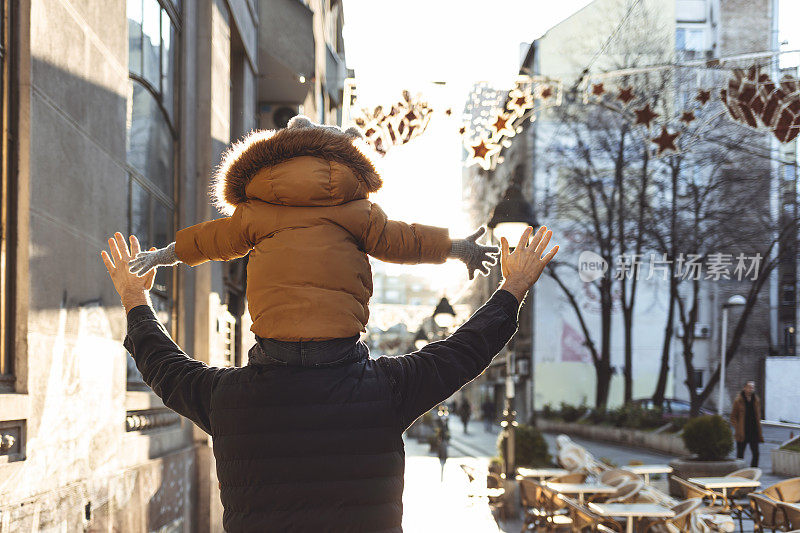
left=248, top=334, right=367, bottom=367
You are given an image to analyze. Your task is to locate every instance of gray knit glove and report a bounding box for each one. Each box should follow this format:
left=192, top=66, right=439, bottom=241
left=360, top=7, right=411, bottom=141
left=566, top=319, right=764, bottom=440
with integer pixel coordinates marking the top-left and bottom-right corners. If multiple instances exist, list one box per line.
left=129, top=241, right=181, bottom=275
left=449, top=227, right=500, bottom=280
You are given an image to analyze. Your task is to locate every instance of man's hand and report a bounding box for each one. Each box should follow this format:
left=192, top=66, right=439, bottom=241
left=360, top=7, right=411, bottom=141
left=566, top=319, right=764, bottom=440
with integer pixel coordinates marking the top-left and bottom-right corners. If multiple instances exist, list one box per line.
left=498, top=226, right=558, bottom=303
left=100, top=232, right=158, bottom=312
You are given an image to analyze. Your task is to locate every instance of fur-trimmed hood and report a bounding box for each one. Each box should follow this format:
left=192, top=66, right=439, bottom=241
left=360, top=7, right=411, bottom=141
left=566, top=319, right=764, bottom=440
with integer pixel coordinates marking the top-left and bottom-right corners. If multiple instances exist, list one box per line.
left=210, top=116, right=383, bottom=216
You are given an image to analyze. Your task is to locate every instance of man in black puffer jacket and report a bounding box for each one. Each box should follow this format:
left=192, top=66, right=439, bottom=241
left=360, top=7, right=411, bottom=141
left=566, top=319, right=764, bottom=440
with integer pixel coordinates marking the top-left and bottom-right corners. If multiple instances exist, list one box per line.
left=101, top=226, right=558, bottom=532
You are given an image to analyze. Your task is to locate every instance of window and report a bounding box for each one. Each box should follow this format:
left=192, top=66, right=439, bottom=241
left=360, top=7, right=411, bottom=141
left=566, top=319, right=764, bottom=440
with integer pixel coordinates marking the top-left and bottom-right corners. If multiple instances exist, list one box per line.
left=691, top=369, right=704, bottom=390
left=676, top=27, right=706, bottom=51
left=0, top=0, right=12, bottom=382
left=126, top=0, right=180, bottom=388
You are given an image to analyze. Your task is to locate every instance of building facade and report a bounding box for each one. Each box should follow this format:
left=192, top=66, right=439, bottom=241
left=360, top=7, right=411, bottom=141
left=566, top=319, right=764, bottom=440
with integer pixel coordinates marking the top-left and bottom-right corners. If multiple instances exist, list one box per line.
left=462, top=0, right=790, bottom=419
left=0, top=0, right=346, bottom=529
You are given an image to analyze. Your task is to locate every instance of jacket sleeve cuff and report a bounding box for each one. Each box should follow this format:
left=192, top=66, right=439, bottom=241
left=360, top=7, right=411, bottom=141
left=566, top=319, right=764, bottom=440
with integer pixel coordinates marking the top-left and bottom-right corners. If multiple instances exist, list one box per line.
left=126, top=304, right=158, bottom=334
left=491, top=289, right=522, bottom=319
left=174, top=227, right=207, bottom=267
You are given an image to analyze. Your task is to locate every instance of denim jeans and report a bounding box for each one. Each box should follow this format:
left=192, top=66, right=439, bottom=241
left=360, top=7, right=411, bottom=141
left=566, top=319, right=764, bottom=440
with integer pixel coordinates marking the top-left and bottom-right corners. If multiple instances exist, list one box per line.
left=248, top=334, right=368, bottom=367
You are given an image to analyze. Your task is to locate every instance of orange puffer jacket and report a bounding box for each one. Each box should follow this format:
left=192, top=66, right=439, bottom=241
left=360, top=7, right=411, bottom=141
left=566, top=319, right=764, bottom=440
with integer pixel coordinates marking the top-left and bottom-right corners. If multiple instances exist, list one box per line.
left=174, top=125, right=451, bottom=341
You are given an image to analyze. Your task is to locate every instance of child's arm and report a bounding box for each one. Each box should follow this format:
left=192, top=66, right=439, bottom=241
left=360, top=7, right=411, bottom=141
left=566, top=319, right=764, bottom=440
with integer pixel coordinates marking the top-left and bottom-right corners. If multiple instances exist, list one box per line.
left=130, top=202, right=256, bottom=274
left=362, top=203, right=499, bottom=279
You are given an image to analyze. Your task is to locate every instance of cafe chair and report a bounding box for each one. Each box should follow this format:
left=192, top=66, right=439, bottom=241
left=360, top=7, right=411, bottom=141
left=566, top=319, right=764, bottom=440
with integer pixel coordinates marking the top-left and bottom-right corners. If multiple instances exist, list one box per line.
left=600, top=469, right=643, bottom=487
left=561, top=495, right=624, bottom=533
left=779, top=502, right=800, bottom=532
left=762, top=478, right=800, bottom=504
left=724, top=468, right=762, bottom=530
left=749, top=492, right=787, bottom=532
left=641, top=498, right=703, bottom=533
left=595, top=479, right=644, bottom=504
left=671, top=476, right=724, bottom=511
left=549, top=472, right=588, bottom=484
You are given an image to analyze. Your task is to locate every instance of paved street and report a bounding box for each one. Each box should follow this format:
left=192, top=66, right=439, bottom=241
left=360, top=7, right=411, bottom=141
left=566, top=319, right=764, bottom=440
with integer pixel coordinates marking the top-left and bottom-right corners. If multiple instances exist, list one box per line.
left=402, top=434, right=521, bottom=532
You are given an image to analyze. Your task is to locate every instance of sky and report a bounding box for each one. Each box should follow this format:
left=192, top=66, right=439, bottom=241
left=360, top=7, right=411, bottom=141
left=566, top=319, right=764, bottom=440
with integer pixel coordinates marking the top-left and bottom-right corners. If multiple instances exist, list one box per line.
left=341, top=0, right=595, bottom=295
left=341, top=0, right=800, bottom=297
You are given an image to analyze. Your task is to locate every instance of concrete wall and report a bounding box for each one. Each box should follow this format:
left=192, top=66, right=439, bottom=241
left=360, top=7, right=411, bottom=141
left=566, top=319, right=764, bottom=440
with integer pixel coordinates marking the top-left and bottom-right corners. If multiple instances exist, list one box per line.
left=0, top=0, right=259, bottom=530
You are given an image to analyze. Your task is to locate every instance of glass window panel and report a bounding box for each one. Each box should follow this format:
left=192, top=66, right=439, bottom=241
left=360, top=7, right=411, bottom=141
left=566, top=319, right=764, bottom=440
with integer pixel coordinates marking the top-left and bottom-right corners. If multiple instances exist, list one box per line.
left=126, top=82, right=174, bottom=197
left=152, top=200, right=173, bottom=299
left=675, top=28, right=686, bottom=51
left=129, top=177, right=150, bottom=246
left=127, top=0, right=143, bottom=77
left=152, top=293, right=172, bottom=332
left=151, top=199, right=173, bottom=248
left=141, top=0, right=161, bottom=89
left=161, top=12, right=177, bottom=118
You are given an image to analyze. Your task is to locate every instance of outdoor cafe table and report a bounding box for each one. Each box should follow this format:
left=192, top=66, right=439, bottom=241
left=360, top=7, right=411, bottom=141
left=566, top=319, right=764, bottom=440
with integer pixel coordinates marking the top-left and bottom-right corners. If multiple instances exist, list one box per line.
left=622, top=464, right=673, bottom=484
left=589, top=502, right=675, bottom=533
left=544, top=482, right=617, bottom=504
left=516, top=467, right=569, bottom=482
left=687, top=476, right=761, bottom=499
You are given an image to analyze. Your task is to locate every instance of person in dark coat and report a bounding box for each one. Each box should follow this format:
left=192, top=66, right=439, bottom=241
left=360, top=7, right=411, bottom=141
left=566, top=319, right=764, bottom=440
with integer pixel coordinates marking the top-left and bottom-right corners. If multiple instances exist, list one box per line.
left=481, top=398, right=495, bottom=432
left=730, top=380, right=765, bottom=467
left=457, top=398, right=472, bottom=434
left=100, top=226, right=558, bottom=532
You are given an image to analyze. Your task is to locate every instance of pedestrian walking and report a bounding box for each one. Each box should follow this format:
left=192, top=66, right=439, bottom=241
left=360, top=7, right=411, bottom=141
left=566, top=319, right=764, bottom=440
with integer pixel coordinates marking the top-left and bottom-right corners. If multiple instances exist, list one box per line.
left=436, top=405, right=450, bottom=481
left=457, top=398, right=472, bottom=434
left=102, top=225, right=557, bottom=531
left=730, top=380, right=764, bottom=467
left=481, top=398, right=494, bottom=432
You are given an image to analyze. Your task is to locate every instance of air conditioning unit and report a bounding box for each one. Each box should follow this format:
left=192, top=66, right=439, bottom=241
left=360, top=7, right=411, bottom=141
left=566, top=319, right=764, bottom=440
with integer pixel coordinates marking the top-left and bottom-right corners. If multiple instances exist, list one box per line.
left=676, top=323, right=711, bottom=339
left=258, top=104, right=300, bottom=130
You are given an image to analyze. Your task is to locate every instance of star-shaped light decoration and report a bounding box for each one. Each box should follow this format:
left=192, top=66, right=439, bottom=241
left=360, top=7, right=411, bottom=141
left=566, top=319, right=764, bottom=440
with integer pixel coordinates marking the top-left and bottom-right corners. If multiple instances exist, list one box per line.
left=616, top=86, right=635, bottom=105
left=591, top=83, right=605, bottom=96
left=679, top=110, right=696, bottom=124
left=466, top=137, right=501, bottom=170
left=458, top=126, right=466, bottom=135
left=536, top=84, right=554, bottom=100
left=489, top=112, right=517, bottom=138
left=651, top=126, right=680, bottom=155
left=696, top=89, right=711, bottom=105
left=506, top=87, right=534, bottom=115
left=634, top=103, right=659, bottom=128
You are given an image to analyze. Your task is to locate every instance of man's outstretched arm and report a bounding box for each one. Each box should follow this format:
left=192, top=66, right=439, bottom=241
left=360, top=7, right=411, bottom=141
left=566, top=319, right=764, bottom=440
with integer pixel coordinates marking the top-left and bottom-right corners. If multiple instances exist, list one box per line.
left=123, top=304, right=226, bottom=435
left=102, top=232, right=225, bottom=435
left=380, top=226, right=558, bottom=429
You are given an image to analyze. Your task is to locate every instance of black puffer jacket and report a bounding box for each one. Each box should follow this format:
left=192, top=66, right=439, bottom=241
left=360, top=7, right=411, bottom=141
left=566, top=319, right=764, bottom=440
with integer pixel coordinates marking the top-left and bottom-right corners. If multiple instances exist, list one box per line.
left=123, top=290, right=519, bottom=532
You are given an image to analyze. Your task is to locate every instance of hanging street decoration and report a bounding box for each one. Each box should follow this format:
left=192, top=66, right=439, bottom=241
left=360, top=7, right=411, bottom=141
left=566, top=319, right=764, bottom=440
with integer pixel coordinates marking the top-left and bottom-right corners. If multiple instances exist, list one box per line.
left=461, top=76, right=563, bottom=170
left=616, top=86, right=635, bottom=105
left=696, top=89, right=712, bottom=105
left=651, top=126, right=680, bottom=155
left=348, top=89, right=435, bottom=156
left=633, top=103, right=660, bottom=128
left=719, top=66, right=800, bottom=143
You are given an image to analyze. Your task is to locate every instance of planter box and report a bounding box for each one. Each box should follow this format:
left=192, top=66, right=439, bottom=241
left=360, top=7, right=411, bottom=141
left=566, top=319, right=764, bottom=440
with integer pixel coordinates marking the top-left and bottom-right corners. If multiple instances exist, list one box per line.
left=772, top=448, right=800, bottom=476
left=668, top=458, right=745, bottom=497
left=536, top=419, right=690, bottom=457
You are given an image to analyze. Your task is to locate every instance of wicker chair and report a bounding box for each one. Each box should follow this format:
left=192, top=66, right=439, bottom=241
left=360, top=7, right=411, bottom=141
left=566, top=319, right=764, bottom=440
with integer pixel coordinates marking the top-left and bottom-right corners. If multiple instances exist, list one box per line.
left=592, top=479, right=644, bottom=504
left=600, top=469, right=642, bottom=487
left=725, top=467, right=763, bottom=529
left=561, top=495, right=624, bottom=532
left=779, top=503, right=800, bottom=532
left=671, top=475, right=724, bottom=510
left=549, top=472, right=588, bottom=484
left=520, top=478, right=548, bottom=531
left=641, top=498, right=703, bottom=533
left=750, top=492, right=787, bottom=532
left=539, top=482, right=574, bottom=530
left=763, top=478, right=800, bottom=504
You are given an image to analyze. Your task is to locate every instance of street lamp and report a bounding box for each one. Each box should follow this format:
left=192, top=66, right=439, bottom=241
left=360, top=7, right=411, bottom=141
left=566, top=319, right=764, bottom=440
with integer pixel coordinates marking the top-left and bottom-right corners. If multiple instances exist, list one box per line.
left=488, top=182, right=536, bottom=246
left=433, top=297, right=456, bottom=329
left=718, top=294, right=747, bottom=415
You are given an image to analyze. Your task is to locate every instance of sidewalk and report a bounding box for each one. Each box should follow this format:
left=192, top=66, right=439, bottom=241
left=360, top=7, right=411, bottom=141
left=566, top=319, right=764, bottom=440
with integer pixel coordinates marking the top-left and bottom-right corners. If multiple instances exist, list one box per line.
left=401, top=433, right=523, bottom=532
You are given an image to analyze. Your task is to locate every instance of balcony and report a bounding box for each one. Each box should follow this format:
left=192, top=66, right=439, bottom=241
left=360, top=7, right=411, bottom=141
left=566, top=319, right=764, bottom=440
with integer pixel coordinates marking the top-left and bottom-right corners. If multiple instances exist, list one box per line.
left=258, top=0, right=315, bottom=104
